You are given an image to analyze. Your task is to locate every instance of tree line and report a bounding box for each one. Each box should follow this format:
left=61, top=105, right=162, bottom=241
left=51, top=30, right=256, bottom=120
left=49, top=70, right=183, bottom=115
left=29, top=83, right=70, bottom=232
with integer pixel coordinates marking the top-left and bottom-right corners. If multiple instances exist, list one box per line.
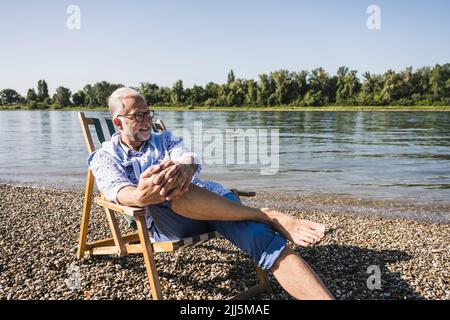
left=1, top=64, right=449, bottom=108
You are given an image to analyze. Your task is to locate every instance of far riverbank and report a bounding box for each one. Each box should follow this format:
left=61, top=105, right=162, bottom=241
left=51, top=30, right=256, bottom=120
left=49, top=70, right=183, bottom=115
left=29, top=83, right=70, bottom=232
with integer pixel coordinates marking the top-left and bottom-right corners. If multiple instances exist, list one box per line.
left=1, top=105, right=450, bottom=112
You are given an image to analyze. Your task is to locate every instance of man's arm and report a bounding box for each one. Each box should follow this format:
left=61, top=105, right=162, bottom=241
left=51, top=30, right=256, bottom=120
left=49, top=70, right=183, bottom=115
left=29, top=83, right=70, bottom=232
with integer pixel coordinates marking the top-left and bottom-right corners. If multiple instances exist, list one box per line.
left=152, top=158, right=197, bottom=201
left=149, top=131, right=202, bottom=201
left=116, top=164, right=167, bottom=206
left=89, top=151, right=168, bottom=206
left=89, top=151, right=136, bottom=203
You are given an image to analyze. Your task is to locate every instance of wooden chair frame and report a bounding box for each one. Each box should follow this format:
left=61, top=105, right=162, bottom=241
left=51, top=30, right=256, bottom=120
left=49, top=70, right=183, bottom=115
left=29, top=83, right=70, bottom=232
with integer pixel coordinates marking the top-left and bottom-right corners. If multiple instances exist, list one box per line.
left=76, top=111, right=271, bottom=300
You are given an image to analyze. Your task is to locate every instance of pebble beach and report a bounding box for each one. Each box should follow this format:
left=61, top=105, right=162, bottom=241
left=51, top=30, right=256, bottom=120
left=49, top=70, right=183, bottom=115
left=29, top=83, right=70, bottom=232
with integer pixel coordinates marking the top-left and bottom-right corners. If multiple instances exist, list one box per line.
left=0, top=183, right=448, bottom=300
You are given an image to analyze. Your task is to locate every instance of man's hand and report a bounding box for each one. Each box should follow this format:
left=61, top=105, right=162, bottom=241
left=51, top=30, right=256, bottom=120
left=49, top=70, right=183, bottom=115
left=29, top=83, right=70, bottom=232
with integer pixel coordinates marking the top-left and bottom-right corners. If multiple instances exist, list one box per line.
left=153, top=160, right=195, bottom=201
left=116, top=164, right=170, bottom=207
left=132, top=164, right=167, bottom=206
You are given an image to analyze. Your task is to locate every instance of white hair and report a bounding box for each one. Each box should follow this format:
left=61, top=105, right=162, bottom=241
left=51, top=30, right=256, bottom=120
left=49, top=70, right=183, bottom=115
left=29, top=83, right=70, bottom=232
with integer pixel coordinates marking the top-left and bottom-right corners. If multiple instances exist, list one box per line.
left=108, top=87, right=146, bottom=118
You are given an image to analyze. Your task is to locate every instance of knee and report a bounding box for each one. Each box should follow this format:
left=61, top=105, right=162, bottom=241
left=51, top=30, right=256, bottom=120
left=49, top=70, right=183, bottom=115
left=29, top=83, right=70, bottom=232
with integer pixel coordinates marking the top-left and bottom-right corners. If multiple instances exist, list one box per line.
left=245, top=224, right=287, bottom=271
left=218, top=221, right=286, bottom=271
left=246, top=222, right=270, bottom=239
left=224, top=192, right=242, bottom=204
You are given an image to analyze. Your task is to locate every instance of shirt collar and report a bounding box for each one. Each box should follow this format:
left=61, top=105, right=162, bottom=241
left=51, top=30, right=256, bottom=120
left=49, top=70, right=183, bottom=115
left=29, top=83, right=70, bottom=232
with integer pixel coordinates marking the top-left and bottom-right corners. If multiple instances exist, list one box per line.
left=118, top=133, right=154, bottom=157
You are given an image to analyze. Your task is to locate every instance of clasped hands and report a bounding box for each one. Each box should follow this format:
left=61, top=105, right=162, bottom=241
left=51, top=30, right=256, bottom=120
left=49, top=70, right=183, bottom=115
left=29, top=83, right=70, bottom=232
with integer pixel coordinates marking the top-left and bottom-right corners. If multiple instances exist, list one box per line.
left=133, top=160, right=195, bottom=206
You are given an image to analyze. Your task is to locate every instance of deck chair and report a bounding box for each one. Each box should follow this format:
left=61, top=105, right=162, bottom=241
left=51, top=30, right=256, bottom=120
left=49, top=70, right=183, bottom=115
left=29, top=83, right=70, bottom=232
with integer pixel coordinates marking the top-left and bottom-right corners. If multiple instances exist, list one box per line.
left=76, top=111, right=271, bottom=300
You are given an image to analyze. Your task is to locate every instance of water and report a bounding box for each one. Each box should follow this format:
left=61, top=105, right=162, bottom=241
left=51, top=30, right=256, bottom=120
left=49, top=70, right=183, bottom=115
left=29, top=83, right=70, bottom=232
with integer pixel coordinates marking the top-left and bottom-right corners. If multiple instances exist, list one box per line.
left=1, top=110, right=449, bottom=206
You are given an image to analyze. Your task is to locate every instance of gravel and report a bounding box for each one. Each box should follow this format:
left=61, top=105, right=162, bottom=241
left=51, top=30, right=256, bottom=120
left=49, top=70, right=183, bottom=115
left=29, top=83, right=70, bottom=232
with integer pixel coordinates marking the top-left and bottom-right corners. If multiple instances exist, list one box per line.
left=0, top=183, right=448, bottom=300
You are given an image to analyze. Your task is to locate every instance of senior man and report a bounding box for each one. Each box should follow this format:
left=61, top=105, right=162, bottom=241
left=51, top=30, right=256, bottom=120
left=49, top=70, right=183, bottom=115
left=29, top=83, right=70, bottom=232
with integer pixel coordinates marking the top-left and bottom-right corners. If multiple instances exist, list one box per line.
left=88, top=87, right=334, bottom=300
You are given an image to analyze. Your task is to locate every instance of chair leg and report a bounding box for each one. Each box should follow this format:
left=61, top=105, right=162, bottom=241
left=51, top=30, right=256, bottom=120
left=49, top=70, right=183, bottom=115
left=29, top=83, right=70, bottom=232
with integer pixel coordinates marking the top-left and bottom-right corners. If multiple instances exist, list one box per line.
left=255, top=265, right=272, bottom=296
left=229, top=264, right=272, bottom=300
left=104, top=208, right=127, bottom=256
left=77, top=170, right=95, bottom=259
left=135, top=215, right=163, bottom=300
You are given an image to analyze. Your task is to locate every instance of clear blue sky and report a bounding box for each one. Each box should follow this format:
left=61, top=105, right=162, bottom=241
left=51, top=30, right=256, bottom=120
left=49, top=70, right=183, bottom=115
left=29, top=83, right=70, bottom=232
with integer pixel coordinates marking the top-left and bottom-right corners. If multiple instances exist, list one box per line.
left=1, top=0, right=449, bottom=95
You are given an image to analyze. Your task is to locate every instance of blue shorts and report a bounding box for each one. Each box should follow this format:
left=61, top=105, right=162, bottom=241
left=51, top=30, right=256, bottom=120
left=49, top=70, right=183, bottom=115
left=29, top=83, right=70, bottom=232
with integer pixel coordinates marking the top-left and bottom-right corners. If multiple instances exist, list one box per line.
left=147, top=193, right=287, bottom=271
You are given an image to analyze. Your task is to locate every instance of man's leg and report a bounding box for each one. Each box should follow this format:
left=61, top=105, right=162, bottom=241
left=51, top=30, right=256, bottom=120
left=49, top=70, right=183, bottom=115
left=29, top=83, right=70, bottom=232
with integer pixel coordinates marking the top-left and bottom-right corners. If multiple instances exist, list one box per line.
left=171, top=184, right=326, bottom=247
left=146, top=200, right=212, bottom=241
left=209, top=193, right=334, bottom=300
left=271, top=247, right=334, bottom=300
left=147, top=192, right=333, bottom=299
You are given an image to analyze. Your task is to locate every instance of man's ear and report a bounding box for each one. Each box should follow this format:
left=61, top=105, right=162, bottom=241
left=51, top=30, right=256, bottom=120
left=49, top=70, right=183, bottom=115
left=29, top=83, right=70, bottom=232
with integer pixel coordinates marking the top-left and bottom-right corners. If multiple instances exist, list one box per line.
left=113, top=117, right=121, bottom=127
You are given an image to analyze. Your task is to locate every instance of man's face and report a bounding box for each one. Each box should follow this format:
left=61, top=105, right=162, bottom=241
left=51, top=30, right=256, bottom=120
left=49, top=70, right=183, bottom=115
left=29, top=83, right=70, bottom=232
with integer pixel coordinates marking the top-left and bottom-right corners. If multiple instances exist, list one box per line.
left=118, top=97, right=153, bottom=143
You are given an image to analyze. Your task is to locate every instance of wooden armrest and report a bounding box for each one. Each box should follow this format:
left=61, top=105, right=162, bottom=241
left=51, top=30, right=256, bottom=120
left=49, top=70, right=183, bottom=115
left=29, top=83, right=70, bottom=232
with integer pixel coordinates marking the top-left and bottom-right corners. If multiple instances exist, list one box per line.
left=231, top=189, right=256, bottom=197
left=95, top=197, right=146, bottom=217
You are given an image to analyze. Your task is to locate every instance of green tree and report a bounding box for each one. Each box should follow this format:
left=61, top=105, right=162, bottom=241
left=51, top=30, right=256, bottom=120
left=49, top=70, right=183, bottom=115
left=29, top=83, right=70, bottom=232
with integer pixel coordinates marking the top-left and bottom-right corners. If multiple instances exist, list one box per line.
left=0, top=89, right=22, bottom=105
left=415, top=67, right=432, bottom=96
left=72, top=90, right=86, bottom=106
left=244, top=79, right=258, bottom=105
left=291, top=70, right=309, bottom=105
left=271, top=70, right=293, bottom=105
left=53, top=86, right=72, bottom=107
left=257, top=73, right=274, bottom=106
left=37, top=80, right=49, bottom=102
left=358, top=72, right=383, bottom=105
left=430, top=64, right=450, bottom=98
left=335, top=66, right=361, bottom=105
left=307, top=68, right=335, bottom=106
left=156, top=86, right=172, bottom=105
left=303, top=91, right=324, bottom=106
left=227, top=69, right=235, bottom=84
left=227, top=78, right=246, bottom=106
left=380, top=70, right=402, bottom=104
left=139, top=82, right=159, bottom=105
left=216, top=84, right=229, bottom=106
left=26, top=88, right=38, bottom=102
left=189, top=85, right=206, bottom=105
left=204, top=82, right=221, bottom=106
left=171, top=80, right=185, bottom=105
left=83, top=84, right=98, bottom=106
left=93, top=81, right=123, bottom=106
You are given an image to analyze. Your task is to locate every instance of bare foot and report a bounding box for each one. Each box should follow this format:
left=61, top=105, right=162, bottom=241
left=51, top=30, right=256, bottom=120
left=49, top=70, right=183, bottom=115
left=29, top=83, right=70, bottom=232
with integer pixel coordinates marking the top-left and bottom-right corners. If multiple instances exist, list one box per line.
left=261, top=208, right=326, bottom=247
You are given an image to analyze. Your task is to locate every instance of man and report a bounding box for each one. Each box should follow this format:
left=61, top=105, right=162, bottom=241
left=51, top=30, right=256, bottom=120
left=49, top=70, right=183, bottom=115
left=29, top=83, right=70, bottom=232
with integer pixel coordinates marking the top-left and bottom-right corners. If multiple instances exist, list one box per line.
left=89, top=87, right=334, bottom=300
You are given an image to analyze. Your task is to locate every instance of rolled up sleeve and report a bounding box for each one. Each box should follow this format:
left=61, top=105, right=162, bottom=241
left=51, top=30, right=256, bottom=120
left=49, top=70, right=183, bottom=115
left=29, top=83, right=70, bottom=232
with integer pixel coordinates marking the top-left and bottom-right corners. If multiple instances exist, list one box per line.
left=89, top=151, right=136, bottom=202
left=164, top=131, right=202, bottom=176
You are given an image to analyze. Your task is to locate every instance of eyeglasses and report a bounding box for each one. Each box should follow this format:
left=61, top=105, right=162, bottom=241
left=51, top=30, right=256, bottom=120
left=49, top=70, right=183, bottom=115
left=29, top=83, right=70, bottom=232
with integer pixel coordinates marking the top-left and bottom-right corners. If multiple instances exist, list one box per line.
left=117, top=110, right=155, bottom=122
